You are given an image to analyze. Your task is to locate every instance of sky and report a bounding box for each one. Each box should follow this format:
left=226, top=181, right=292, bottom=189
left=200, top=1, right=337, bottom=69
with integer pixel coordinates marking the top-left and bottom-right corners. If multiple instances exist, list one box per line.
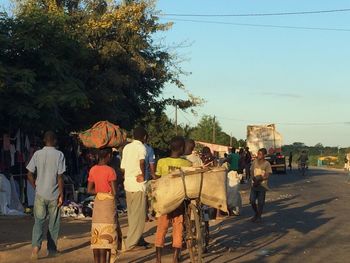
left=154, top=0, right=350, bottom=147
left=1, top=0, right=349, bottom=146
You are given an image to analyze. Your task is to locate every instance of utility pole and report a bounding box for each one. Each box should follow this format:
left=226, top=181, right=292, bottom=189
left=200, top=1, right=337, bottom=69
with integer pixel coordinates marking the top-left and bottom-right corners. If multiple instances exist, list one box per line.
left=230, top=132, right=233, bottom=147
left=175, top=102, right=178, bottom=135
left=212, top=115, right=216, bottom=143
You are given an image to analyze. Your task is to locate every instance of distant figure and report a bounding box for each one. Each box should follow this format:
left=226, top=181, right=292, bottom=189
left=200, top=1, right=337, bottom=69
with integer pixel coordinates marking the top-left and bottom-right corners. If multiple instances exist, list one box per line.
left=345, top=153, right=350, bottom=183
left=184, top=139, right=203, bottom=167
left=344, top=153, right=350, bottom=171
left=201, top=147, right=217, bottom=167
left=238, top=148, right=246, bottom=183
left=27, top=131, right=66, bottom=260
left=144, top=135, right=156, bottom=222
left=221, top=153, right=229, bottom=170
left=110, top=150, right=123, bottom=187
left=226, top=147, right=240, bottom=172
left=288, top=152, right=293, bottom=171
left=245, top=147, right=252, bottom=181
left=298, top=151, right=309, bottom=169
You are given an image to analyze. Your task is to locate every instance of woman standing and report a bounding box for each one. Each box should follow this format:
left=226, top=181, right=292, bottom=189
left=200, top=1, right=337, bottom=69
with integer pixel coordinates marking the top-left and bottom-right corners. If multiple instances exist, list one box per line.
left=88, top=148, right=119, bottom=263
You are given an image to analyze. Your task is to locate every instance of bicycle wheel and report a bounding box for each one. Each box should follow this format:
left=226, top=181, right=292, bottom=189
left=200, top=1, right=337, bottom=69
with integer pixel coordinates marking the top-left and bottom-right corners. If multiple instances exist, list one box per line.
left=185, top=203, right=204, bottom=263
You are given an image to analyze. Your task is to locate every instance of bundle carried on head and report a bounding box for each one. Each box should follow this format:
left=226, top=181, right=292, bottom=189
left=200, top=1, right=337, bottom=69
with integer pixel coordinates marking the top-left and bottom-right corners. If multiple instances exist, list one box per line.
left=78, top=121, right=127, bottom=149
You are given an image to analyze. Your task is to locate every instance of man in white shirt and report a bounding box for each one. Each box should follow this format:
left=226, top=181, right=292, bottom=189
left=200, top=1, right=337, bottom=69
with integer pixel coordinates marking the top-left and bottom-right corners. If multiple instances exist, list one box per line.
left=121, top=127, right=151, bottom=250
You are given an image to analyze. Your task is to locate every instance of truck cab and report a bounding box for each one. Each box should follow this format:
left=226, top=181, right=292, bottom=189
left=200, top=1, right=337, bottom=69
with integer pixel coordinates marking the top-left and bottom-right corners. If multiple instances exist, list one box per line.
left=265, top=152, right=287, bottom=174
left=246, top=124, right=286, bottom=174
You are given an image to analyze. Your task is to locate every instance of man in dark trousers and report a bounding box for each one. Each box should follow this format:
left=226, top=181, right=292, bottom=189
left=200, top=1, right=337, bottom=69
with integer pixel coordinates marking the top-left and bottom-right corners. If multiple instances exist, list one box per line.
left=250, top=148, right=272, bottom=223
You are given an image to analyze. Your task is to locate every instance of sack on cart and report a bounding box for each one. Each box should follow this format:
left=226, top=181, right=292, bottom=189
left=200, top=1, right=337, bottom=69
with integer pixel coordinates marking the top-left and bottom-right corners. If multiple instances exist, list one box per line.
left=151, top=168, right=227, bottom=216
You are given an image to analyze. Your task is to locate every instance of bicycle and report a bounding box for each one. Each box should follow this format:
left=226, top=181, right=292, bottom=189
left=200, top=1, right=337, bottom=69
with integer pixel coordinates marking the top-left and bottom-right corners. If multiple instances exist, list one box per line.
left=181, top=170, right=209, bottom=263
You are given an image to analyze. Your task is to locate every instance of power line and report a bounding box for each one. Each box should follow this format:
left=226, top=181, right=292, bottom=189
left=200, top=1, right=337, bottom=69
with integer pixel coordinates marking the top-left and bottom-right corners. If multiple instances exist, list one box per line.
left=179, top=110, right=192, bottom=124
left=162, top=18, right=350, bottom=32
left=215, top=115, right=350, bottom=126
left=159, top=8, right=350, bottom=17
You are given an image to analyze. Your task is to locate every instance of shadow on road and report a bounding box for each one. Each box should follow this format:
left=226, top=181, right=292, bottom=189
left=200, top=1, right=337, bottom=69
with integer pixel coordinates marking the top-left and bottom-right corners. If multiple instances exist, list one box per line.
left=269, top=167, right=345, bottom=190
left=205, top=193, right=335, bottom=262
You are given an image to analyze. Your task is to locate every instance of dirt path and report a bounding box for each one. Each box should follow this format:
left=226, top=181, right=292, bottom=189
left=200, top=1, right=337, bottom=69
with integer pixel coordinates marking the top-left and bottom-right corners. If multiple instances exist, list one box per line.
left=1, top=168, right=349, bottom=262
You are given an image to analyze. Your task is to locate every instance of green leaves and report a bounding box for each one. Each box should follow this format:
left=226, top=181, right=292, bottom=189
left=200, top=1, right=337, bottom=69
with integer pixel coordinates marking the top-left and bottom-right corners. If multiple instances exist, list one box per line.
left=1, top=0, right=192, bottom=133
left=190, top=115, right=236, bottom=146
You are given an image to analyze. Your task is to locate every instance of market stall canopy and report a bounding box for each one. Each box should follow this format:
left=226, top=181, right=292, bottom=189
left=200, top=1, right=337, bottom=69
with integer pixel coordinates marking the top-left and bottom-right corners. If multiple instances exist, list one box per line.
left=196, top=141, right=230, bottom=153
left=78, top=121, right=127, bottom=149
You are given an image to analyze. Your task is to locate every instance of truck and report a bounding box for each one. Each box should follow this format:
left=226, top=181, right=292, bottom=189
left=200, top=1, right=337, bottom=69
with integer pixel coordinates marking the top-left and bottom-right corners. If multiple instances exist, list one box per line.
left=246, top=124, right=286, bottom=173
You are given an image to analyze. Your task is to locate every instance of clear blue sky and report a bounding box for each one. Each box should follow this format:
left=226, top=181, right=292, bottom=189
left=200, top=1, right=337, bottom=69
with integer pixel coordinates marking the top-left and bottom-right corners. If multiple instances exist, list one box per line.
left=156, top=0, right=350, bottom=147
left=1, top=0, right=349, bottom=146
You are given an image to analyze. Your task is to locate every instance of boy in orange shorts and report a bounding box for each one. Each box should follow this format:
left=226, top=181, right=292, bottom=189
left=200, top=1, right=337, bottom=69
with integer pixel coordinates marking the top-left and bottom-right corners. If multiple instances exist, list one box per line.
left=155, top=136, right=192, bottom=263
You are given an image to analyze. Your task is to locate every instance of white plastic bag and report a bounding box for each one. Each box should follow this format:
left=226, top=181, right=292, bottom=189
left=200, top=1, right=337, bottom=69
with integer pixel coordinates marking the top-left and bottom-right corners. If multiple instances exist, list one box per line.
left=226, top=171, right=243, bottom=210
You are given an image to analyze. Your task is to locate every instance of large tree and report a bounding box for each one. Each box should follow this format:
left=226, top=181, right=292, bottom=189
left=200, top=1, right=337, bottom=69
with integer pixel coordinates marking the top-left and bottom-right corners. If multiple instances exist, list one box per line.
left=190, top=115, right=237, bottom=146
left=0, top=0, right=199, bottom=133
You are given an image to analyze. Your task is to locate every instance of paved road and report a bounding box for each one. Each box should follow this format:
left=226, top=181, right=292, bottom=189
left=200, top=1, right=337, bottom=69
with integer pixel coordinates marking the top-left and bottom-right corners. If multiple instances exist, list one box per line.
left=1, top=167, right=349, bottom=263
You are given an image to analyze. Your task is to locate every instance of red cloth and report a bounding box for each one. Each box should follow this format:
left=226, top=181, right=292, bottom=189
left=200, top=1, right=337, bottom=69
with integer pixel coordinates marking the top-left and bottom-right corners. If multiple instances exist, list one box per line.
left=88, top=165, right=117, bottom=193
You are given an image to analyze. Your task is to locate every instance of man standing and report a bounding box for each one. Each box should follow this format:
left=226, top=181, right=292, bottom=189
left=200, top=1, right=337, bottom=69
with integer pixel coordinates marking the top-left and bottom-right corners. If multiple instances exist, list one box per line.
left=298, top=150, right=309, bottom=169
left=27, top=131, right=66, bottom=260
left=227, top=147, right=240, bottom=172
left=144, top=135, right=156, bottom=222
left=245, top=147, right=252, bottom=180
left=288, top=152, right=293, bottom=171
left=250, top=148, right=272, bottom=223
left=144, top=135, right=156, bottom=181
left=121, top=127, right=151, bottom=250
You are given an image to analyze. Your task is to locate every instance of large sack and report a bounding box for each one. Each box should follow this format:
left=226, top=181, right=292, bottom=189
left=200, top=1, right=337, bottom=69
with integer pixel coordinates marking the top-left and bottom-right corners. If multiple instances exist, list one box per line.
left=78, top=121, right=126, bottom=149
left=226, top=171, right=243, bottom=210
left=151, top=168, right=227, bottom=215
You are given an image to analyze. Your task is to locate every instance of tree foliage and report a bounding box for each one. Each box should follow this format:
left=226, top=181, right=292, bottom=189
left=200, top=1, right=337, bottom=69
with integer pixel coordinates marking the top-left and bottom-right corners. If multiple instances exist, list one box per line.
left=189, top=115, right=237, bottom=146
left=0, top=0, right=199, bottom=133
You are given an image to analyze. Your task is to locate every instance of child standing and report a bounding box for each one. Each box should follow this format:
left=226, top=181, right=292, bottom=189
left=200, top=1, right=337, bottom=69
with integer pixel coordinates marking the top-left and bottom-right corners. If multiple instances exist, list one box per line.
left=155, top=136, right=192, bottom=263
left=87, top=148, right=118, bottom=263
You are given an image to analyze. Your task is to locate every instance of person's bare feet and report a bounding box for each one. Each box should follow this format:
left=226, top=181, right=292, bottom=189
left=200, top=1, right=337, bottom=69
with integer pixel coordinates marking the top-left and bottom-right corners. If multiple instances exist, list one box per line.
left=30, top=247, right=40, bottom=260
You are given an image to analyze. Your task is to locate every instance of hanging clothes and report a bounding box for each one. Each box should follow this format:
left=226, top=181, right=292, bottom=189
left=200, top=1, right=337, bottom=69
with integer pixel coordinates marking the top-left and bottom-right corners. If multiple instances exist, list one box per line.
left=15, top=129, right=21, bottom=152
left=25, top=136, right=30, bottom=151
left=3, top=134, right=11, bottom=151
left=10, top=144, right=16, bottom=167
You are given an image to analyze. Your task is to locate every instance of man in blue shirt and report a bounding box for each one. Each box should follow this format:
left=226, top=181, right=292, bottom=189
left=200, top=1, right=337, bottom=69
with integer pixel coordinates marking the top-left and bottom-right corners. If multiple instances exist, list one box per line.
left=27, top=131, right=66, bottom=260
left=144, top=136, right=156, bottom=222
left=144, top=138, right=156, bottom=181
